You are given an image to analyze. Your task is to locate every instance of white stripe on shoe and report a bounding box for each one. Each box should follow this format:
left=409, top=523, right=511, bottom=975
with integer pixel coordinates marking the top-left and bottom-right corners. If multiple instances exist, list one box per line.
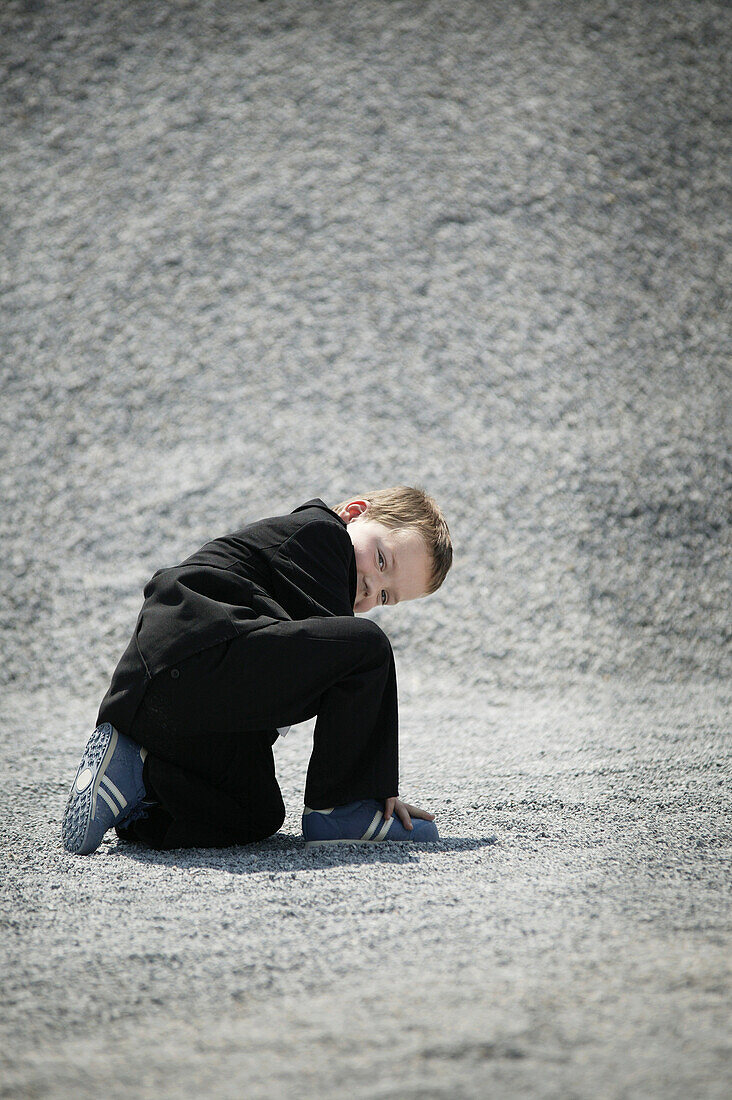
left=98, top=786, right=121, bottom=815
left=100, top=774, right=127, bottom=809
left=90, top=726, right=118, bottom=815
left=373, top=817, right=394, bottom=841
left=360, top=810, right=384, bottom=841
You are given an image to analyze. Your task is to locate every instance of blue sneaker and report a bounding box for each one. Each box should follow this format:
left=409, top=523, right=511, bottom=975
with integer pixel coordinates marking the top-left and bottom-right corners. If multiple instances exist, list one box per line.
left=62, top=723, right=149, bottom=855
left=302, top=800, right=439, bottom=847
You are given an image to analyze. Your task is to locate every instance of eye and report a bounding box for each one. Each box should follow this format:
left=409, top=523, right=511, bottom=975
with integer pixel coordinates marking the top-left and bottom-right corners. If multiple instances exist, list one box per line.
left=378, top=550, right=385, bottom=570
left=381, top=589, right=387, bottom=605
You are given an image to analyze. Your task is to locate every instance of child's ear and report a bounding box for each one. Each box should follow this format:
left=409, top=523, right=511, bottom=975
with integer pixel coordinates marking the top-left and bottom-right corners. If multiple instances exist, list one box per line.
left=340, top=499, right=369, bottom=522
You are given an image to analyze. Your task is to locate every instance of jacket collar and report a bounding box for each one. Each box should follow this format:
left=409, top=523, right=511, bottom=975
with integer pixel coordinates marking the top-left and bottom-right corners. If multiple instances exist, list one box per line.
left=291, top=498, right=356, bottom=610
left=291, top=498, right=347, bottom=526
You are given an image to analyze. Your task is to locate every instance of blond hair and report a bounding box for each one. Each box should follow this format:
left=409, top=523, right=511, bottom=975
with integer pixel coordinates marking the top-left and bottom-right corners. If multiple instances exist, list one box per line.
left=332, top=485, right=453, bottom=596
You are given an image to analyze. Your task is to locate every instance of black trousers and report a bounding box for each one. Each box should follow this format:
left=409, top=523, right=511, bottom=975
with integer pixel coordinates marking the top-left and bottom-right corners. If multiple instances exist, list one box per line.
left=120, top=615, right=399, bottom=850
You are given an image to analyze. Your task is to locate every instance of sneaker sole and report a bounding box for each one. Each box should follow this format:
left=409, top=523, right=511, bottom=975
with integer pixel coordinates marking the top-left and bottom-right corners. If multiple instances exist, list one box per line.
left=304, top=836, right=436, bottom=848
left=61, top=723, right=118, bottom=855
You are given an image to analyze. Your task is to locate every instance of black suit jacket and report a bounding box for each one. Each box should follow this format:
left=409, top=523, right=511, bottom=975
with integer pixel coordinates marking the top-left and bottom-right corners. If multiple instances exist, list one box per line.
left=96, top=498, right=358, bottom=733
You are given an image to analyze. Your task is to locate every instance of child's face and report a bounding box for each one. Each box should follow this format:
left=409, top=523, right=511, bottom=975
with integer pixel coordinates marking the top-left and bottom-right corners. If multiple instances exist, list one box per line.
left=338, top=500, right=432, bottom=613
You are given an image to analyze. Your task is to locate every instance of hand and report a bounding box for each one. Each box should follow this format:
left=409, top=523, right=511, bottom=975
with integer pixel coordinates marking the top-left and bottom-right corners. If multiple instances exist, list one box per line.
left=384, top=797, right=436, bottom=831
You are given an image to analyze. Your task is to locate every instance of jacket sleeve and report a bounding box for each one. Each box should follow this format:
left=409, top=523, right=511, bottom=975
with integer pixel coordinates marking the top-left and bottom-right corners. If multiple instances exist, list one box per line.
left=266, top=518, right=356, bottom=619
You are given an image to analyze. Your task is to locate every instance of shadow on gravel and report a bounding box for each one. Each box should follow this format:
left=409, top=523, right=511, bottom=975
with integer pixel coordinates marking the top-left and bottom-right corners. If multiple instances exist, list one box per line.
left=110, top=834, right=498, bottom=872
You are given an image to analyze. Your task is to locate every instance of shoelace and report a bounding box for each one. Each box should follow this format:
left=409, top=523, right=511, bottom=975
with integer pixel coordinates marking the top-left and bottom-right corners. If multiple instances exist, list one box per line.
left=116, top=800, right=156, bottom=828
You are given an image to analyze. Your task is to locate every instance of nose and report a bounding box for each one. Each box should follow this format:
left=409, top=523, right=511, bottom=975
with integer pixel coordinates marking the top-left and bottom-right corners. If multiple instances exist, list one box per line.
left=362, top=576, right=376, bottom=607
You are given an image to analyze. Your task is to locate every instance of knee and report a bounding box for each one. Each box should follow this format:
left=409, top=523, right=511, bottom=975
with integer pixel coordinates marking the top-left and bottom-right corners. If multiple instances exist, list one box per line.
left=351, top=616, right=392, bottom=661
left=248, top=798, right=285, bottom=843
left=268, top=798, right=286, bottom=835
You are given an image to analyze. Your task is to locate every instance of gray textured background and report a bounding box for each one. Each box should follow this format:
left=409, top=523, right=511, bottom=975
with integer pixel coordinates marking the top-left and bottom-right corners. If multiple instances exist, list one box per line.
left=1, top=1, right=730, bottom=1097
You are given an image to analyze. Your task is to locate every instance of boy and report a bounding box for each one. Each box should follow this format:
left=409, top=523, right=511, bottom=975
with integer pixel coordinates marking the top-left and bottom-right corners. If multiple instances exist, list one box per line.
left=62, top=487, right=453, bottom=854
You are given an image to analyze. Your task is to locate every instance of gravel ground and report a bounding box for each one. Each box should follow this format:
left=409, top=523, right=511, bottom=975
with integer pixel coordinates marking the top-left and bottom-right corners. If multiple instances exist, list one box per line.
left=1, top=1, right=730, bottom=1096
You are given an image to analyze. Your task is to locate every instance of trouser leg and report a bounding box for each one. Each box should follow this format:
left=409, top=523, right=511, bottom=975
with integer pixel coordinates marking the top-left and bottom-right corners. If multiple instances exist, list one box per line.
left=126, top=615, right=398, bottom=844
left=124, top=738, right=285, bottom=850
left=127, top=661, right=285, bottom=849
left=174, top=614, right=399, bottom=809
